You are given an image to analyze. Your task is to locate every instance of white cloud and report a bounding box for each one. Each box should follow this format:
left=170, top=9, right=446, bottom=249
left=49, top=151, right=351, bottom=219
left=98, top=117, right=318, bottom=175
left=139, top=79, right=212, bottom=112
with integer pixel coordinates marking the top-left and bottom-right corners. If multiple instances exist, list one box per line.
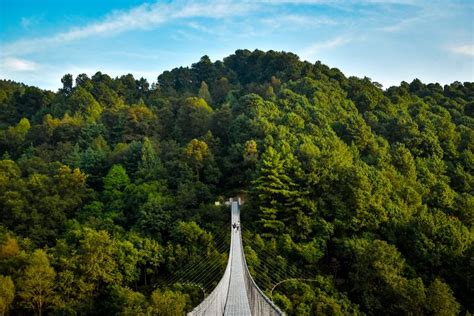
left=2, top=0, right=426, bottom=57
left=300, top=36, right=351, bottom=60
left=2, top=1, right=256, bottom=56
left=187, top=22, right=219, bottom=35
left=449, top=45, right=474, bottom=57
left=377, top=4, right=450, bottom=34
left=260, top=14, right=337, bottom=29
left=1, top=57, right=38, bottom=72
left=258, top=0, right=417, bottom=4
left=378, top=16, right=421, bottom=32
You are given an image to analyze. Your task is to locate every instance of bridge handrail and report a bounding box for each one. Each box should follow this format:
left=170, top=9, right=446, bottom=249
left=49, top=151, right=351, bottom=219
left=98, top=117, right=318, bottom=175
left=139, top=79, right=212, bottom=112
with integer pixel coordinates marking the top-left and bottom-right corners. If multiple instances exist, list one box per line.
left=239, top=227, right=285, bottom=315
left=188, top=201, right=284, bottom=315
left=187, top=226, right=233, bottom=315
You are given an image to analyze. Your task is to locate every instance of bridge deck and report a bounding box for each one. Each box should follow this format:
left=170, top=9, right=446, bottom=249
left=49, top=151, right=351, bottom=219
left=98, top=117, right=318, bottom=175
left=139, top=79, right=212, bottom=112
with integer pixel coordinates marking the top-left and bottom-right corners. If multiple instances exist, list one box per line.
left=224, top=202, right=252, bottom=315
left=188, top=201, right=283, bottom=316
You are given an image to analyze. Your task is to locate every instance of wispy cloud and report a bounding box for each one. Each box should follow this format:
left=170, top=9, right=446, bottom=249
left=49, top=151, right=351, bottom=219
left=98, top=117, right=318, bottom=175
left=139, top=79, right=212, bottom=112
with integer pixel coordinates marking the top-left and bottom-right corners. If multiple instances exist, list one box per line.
left=3, top=1, right=256, bottom=56
left=3, top=0, right=425, bottom=57
left=300, top=36, right=352, bottom=60
left=188, top=22, right=215, bottom=34
left=259, top=0, right=417, bottom=5
left=378, top=16, right=422, bottom=32
left=1, top=0, right=472, bottom=90
left=449, top=45, right=474, bottom=57
left=377, top=2, right=452, bottom=34
left=1, top=57, right=39, bottom=72
left=260, top=14, right=338, bottom=29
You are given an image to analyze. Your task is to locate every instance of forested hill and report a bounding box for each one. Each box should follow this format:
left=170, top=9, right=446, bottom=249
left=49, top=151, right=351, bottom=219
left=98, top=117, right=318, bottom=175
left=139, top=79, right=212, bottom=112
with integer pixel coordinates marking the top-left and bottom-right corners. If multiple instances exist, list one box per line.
left=0, top=49, right=473, bottom=315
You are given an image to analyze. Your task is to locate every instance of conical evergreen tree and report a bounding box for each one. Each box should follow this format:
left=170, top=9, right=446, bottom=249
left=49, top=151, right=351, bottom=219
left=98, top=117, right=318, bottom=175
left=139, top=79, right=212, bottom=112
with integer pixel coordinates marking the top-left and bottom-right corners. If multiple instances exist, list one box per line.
left=253, top=147, right=295, bottom=236
left=253, top=146, right=310, bottom=239
left=198, top=81, right=213, bottom=106
left=137, top=137, right=162, bottom=180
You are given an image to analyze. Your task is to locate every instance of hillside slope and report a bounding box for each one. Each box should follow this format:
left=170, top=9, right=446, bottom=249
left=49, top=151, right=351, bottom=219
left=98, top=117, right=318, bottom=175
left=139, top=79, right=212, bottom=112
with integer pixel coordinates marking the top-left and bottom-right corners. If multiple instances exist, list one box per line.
left=0, top=49, right=472, bottom=315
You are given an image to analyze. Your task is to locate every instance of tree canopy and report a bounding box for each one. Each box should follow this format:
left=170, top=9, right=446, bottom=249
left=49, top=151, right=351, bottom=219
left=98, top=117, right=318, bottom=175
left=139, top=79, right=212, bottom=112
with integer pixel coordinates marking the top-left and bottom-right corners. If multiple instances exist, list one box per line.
left=0, top=49, right=472, bottom=315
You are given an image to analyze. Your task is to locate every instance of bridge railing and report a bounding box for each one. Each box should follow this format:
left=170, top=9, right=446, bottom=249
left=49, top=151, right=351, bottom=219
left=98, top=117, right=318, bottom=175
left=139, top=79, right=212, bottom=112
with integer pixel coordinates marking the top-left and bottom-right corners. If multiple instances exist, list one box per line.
left=239, top=228, right=285, bottom=316
left=187, top=226, right=233, bottom=316
left=188, top=200, right=284, bottom=315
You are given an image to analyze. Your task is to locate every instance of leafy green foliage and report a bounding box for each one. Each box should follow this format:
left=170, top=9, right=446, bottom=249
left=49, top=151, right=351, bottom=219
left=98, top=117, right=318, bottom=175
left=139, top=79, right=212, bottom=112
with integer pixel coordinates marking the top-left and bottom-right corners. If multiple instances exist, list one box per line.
left=0, top=275, right=15, bottom=316
left=0, top=50, right=472, bottom=315
left=18, top=249, right=57, bottom=316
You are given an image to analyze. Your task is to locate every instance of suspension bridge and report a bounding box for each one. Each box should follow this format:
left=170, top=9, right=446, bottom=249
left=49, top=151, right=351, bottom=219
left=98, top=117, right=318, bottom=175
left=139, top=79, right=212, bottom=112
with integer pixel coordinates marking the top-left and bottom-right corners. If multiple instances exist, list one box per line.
left=188, top=200, right=283, bottom=315
left=155, top=199, right=314, bottom=315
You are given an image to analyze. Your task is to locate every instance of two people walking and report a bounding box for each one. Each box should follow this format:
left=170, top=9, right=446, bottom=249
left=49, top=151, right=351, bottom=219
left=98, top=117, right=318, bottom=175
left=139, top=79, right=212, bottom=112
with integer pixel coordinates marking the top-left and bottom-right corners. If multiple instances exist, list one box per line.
left=232, top=221, right=240, bottom=231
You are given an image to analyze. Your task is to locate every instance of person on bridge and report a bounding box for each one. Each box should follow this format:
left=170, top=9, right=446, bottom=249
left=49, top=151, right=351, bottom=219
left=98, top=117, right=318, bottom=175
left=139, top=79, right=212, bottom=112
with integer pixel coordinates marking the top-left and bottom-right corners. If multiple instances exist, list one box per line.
left=232, top=222, right=236, bottom=230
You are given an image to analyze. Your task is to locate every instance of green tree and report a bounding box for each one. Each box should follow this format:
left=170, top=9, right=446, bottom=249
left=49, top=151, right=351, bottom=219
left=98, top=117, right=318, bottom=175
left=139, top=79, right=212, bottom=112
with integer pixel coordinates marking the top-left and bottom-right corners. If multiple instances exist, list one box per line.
left=426, top=278, right=460, bottom=316
left=401, top=209, right=472, bottom=277
left=124, top=104, right=157, bottom=141
left=0, top=275, right=14, bottom=316
left=140, top=137, right=158, bottom=170
left=60, top=74, right=73, bottom=96
left=211, top=104, right=232, bottom=143
left=103, top=164, right=130, bottom=219
left=70, top=87, right=103, bottom=122
left=132, top=235, right=163, bottom=286
left=252, top=146, right=302, bottom=236
left=0, top=235, right=19, bottom=260
left=185, top=139, right=209, bottom=181
left=171, top=221, right=212, bottom=260
left=54, top=268, right=95, bottom=314
left=115, top=240, right=140, bottom=284
left=137, top=193, right=173, bottom=240
left=18, top=249, right=56, bottom=316
left=392, top=142, right=417, bottom=179
left=211, top=77, right=230, bottom=105
left=149, top=289, right=188, bottom=316
left=77, top=228, right=121, bottom=285
left=137, top=137, right=162, bottom=180
left=0, top=162, right=87, bottom=245
left=340, top=238, right=426, bottom=314
left=177, top=97, right=213, bottom=139
left=243, top=139, right=258, bottom=164
left=108, top=285, right=148, bottom=315
left=6, top=117, right=30, bottom=145
left=198, top=81, right=213, bottom=105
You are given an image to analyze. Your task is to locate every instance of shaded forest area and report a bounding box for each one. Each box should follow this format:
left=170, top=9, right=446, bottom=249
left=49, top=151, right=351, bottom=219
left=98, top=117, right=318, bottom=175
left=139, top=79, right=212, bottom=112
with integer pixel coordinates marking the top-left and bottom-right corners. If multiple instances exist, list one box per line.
left=0, top=49, right=473, bottom=315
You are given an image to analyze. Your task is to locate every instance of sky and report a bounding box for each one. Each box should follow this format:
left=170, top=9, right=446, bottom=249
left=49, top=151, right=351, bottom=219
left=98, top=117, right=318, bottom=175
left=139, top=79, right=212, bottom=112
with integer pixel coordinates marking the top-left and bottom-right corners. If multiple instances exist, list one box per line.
left=0, top=0, right=473, bottom=91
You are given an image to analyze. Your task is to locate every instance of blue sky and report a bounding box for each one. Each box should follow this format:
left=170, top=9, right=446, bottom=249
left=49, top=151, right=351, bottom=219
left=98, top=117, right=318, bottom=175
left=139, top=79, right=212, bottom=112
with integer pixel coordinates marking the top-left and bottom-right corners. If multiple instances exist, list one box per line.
left=0, top=0, right=473, bottom=90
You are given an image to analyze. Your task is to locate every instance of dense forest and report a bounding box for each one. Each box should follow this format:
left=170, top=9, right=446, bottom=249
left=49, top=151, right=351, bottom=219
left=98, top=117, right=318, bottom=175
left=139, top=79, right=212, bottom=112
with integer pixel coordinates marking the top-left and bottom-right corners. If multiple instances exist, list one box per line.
left=0, top=49, right=472, bottom=315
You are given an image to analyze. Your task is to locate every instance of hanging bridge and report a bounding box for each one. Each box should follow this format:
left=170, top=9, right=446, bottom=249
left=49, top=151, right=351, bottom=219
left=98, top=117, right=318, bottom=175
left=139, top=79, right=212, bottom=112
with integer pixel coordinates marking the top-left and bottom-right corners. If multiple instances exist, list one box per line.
left=154, top=199, right=311, bottom=315
left=188, top=200, right=284, bottom=316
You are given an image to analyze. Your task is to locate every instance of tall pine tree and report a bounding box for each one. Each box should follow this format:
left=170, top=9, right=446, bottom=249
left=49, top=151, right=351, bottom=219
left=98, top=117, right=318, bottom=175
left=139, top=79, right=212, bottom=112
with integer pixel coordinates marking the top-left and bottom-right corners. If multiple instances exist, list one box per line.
left=253, top=146, right=300, bottom=236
